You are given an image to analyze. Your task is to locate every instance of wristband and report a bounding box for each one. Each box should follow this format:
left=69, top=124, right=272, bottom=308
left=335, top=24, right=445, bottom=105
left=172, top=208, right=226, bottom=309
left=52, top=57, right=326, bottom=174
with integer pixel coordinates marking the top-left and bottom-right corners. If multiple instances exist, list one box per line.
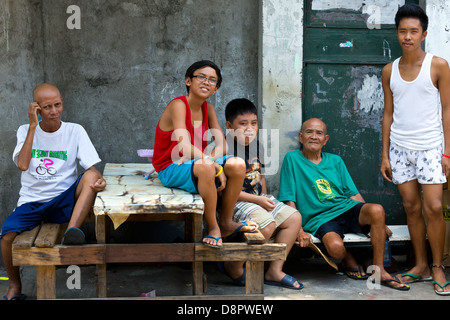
left=443, top=154, right=450, bottom=159
left=215, top=165, right=223, bottom=177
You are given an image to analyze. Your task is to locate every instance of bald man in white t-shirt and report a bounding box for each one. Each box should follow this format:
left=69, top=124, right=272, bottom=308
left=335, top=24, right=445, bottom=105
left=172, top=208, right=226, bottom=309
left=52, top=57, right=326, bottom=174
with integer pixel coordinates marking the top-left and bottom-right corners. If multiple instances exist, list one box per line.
left=0, top=83, right=106, bottom=300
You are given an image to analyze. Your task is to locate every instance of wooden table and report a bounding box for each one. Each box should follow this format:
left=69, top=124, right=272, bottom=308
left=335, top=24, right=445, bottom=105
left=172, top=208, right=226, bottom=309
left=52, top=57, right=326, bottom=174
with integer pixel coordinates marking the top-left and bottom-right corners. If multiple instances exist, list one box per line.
left=93, top=163, right=205, bottom=296
left=93, top=163, right=286, bottom=298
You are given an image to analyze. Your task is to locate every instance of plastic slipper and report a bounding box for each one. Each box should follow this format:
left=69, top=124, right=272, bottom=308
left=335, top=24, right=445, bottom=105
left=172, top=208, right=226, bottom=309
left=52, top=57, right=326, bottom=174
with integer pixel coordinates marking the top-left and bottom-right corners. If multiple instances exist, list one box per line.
left=400, top=272, right=432, bottom=284
left=340, top=264, right=369, bottom=280
left=224, top=222, right=257, bottom=241
left=217, top=262, right=245, bottom=286
left=265, top=274, right=304, bottom=290
left=203, top=236, right=223, bottom=249
left=434, top=281, right=450, bottom=296
left=375, top=276, right=410, bottom=291
left=3, top=294, right=27, bottom=300
left=61, top=227, right=86, bottom=245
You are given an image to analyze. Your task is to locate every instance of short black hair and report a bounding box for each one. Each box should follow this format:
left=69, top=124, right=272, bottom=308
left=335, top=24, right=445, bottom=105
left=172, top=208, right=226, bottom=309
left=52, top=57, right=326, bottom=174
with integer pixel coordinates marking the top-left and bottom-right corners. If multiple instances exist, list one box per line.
left=185, top=60, right=222, bottom=93
left=225, top=98, right=258, bottom=123
left=395, top=3, right=428, bottom=31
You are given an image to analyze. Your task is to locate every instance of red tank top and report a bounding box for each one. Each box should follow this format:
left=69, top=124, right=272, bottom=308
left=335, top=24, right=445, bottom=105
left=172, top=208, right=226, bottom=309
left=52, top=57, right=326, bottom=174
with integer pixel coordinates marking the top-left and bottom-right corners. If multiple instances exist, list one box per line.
left=153, top=96, right=209, bottom=172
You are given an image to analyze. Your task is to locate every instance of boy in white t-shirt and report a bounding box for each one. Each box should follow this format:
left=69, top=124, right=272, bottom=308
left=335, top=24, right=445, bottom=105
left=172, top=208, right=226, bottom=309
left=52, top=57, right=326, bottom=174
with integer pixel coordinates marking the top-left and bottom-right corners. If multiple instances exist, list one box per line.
left=0, top=83, right=106, bottom=300
left=381, top=4, right=450, bottom=295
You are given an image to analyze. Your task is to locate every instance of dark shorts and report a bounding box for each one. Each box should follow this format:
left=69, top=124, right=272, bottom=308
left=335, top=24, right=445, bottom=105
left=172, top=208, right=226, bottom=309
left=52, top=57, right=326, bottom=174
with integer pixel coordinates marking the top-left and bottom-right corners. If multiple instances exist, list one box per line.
left=0, top=174, right=83, bottom=238
left=315, top=202, right=370, bottom=241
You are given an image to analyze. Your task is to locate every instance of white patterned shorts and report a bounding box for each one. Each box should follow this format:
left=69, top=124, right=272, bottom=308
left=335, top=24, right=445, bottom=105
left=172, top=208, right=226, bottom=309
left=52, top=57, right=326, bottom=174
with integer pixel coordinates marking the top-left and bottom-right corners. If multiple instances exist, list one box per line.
left=233, top=195, right=298, bottom=229
left=389, top=142, right=447, bottom=185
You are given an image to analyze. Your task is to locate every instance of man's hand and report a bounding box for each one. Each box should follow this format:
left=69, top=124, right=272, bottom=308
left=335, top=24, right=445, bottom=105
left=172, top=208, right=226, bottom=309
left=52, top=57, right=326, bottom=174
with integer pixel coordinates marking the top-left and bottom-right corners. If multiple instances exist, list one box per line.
left=216, top=166, right=226, bottom=192
left=90, top=177, right=106, bottom=192
left=297, top=228, right=313, bottom=248
left=256, top=196, right=276, bottom=212
left=28, top=102, right=41, bottom=127
left=442, top=156, right=450, bottom=177
left=380, top=157, right=393, bottom=182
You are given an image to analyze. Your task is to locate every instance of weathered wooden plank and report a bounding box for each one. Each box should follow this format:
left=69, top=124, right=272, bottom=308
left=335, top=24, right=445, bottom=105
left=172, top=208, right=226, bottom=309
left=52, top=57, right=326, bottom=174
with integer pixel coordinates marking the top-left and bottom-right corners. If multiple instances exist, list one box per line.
left=243, top=230, right=266, bottom=244
left=34, top=223, right=63, bottom=248
left=195, top=243, right=286, bottom=262
left=105, top=244, right=195, bottom=263
left=12, top=245, right=106, bottom=266
left=12, top=225, right=41, bottom=249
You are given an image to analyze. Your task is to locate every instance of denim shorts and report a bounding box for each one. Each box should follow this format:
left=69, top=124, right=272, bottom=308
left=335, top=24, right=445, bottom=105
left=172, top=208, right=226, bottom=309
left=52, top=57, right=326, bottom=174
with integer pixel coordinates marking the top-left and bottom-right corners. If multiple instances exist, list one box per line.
left=0, top=174, right=83, bottom=238
left=315, top=202, right=370, bottom=240
left=157, top=155, right=232, bottom=194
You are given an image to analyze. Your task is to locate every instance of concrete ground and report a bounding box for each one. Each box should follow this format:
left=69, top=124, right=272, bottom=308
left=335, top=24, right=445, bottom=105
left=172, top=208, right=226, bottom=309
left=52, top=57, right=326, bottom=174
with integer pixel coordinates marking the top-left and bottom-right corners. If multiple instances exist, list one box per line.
left=1, top=246, right=449, bottom=301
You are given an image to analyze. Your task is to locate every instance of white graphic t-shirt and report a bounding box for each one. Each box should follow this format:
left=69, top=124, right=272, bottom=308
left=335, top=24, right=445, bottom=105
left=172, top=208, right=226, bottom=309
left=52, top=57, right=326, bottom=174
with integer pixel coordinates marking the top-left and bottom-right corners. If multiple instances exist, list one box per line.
left=13, top=121, right=101, bottom=207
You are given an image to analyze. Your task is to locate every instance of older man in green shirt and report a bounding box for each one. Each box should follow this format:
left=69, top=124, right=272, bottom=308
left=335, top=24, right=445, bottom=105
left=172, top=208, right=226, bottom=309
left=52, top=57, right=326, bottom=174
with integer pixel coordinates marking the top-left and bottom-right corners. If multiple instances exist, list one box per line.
left=278, top=118, right=409, bottom=291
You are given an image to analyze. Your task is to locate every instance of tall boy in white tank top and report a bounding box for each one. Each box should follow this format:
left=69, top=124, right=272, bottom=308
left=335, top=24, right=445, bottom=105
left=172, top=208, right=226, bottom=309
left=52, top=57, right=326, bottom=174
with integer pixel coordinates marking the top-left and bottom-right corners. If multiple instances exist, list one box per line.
left=381, top=4, right=450, bottom=295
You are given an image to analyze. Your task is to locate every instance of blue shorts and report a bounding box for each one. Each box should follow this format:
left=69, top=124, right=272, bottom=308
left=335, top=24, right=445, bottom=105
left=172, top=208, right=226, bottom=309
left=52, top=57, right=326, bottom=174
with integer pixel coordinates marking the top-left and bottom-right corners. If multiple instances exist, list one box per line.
left=315, top=202, right=370, bottom=240
left=158, top=155, right=232, bottom=194
left=0, top=174, right=83, bottom=238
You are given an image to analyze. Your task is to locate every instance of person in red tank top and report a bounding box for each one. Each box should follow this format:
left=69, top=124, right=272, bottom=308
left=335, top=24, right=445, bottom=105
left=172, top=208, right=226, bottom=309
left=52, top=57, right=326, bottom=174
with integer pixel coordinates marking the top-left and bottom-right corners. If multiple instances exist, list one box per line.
left=153, top=61, right=257, bottom=249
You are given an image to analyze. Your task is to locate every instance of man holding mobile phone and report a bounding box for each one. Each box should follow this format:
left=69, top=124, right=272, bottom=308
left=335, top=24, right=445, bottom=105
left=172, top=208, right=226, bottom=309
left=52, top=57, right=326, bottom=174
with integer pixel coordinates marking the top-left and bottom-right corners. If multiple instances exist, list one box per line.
left=0, top=83, right=106, bottom=300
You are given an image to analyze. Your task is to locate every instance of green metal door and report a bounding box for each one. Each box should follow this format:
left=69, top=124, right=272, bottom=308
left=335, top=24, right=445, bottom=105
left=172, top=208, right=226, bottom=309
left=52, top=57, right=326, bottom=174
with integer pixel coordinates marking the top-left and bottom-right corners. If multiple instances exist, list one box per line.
left=302, top=0, right=418, bottom=224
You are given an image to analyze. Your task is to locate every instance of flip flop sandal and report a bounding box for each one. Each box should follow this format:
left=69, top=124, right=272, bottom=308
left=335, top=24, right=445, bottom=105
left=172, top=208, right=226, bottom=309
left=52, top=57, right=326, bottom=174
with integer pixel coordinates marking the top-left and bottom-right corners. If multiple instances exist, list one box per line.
left=434, top=281, right=450, bottom=296
left=340, top=264, right=369, bottom=280
left=376, top=276, right=410, bottom=291
left=400, top=272, right=432, bottom=284
left=264, top=274, right=304, bottom=290
left=203, top=236, right=223, bottom=249
left=3, top=294, right=27, bottom=300
left=61, top=227, right=86, bottom=245
left=224, top=222, right=258, bottom=241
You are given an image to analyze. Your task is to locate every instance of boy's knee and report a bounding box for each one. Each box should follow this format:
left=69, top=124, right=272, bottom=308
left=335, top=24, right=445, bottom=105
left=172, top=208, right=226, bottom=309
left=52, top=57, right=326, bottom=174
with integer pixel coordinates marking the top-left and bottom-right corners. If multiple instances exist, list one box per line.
left=260, top=222, right=276, bottom=240
left=194, top=161, right=216, bottom=179
left=224, top=157, right=246, bottom=175
left=402, top=198, right=422, bottom=214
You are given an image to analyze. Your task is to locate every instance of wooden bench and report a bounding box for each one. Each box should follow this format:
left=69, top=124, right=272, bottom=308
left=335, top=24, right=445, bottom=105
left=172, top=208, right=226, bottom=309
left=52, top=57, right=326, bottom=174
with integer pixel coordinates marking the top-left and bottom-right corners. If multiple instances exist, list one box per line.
left=93, top=163, right=287, bottom=298
left=306, top=225, right=411, bottom=245
left=297, top=225, right=411, bottom=270
left=12, top=221, right=285, bottom=299
left=11, top=221, right=104, bottom=299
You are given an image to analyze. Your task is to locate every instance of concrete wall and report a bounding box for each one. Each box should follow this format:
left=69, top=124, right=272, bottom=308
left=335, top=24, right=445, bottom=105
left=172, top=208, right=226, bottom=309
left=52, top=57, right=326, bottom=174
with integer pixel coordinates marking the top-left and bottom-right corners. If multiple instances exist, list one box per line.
left=0, top=0, right=259, bottom=231
left=0, top=0, right=44, bottom=226
left=1, top=0, right=450, bottom=260
left=426, top=0, right=450, bottom=62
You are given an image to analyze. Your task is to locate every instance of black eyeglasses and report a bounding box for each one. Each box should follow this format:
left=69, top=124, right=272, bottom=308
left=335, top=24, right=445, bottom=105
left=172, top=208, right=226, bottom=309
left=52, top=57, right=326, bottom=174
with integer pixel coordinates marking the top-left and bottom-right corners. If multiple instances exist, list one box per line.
left=192, top=75, right=218, bottom=86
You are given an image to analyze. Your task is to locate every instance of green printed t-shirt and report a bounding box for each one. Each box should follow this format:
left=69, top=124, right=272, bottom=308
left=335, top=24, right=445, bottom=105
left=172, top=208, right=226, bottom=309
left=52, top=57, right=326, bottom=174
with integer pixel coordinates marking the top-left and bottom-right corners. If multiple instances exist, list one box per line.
left=278, top=150, right=360, bottom=236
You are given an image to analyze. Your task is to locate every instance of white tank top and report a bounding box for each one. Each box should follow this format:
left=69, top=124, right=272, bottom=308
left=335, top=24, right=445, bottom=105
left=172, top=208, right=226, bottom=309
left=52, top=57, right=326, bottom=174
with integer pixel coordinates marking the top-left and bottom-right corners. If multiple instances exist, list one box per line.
left=390, top=53, right=442, bottom=150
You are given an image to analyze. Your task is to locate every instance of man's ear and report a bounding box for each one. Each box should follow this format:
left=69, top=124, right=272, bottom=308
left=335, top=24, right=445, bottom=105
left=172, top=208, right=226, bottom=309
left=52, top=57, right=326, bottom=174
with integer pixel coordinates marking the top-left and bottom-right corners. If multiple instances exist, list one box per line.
left=225, top=121, right=233, bottom=130
left=323, top=134, right=330, bottom=146
left=421, top=30, right=428, bottom=41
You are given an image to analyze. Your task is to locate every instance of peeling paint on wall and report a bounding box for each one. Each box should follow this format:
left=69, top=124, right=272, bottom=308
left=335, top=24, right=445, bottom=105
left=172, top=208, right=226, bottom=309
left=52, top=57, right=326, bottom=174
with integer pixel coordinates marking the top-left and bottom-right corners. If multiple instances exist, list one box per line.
left=311, top=0, right=404, bottom=24
left=357, top=74, right=383, bottom=113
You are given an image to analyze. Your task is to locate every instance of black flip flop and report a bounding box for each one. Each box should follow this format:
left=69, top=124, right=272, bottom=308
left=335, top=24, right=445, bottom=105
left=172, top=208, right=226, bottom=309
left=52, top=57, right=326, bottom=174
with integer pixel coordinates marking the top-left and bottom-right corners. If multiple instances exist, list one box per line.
left=61, top=227, right=86, bottom=245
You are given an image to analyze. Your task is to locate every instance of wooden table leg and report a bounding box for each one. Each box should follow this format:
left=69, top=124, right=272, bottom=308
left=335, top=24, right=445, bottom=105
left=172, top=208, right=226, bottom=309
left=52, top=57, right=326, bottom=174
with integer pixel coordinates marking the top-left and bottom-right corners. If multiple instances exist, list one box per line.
left=190, top=213, right=205, bottom=295
left=245, top=261, right=264, bottom=295
left=36, top=266, right=56, bottom=299
left=95, top=214, right=107, bottom=298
